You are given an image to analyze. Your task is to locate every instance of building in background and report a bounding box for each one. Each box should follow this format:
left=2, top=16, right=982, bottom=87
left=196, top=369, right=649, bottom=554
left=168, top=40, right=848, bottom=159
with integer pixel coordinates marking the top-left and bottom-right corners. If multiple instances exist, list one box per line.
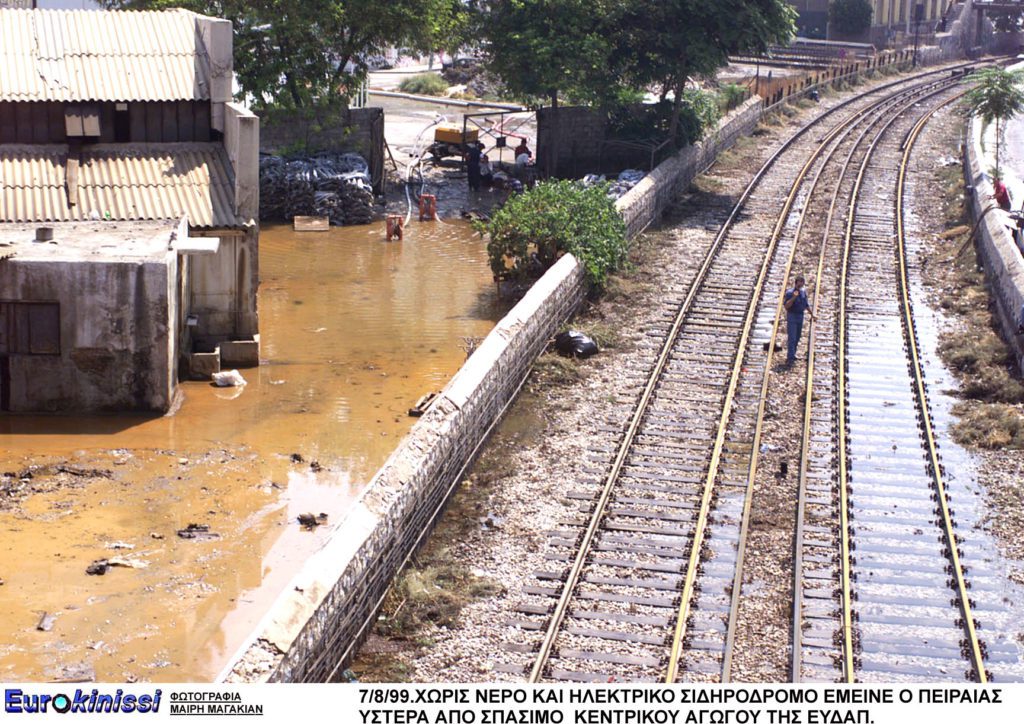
left=0, top=7, right=259, bottom=413
left=789, top=1, right=960, bottom=44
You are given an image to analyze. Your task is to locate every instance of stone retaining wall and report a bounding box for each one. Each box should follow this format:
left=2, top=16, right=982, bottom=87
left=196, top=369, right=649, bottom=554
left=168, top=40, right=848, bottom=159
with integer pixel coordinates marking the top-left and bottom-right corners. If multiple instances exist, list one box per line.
left=964, top=115, right=1024, bottom=372
left=615, top=97, right=763, bottom=239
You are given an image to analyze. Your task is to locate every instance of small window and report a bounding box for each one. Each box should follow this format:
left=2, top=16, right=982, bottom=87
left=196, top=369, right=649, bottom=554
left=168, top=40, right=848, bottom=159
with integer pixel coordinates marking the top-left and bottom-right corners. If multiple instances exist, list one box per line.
left=0, top=302, right=60, bottom=356
left=65, top=103, right=100, bottom=138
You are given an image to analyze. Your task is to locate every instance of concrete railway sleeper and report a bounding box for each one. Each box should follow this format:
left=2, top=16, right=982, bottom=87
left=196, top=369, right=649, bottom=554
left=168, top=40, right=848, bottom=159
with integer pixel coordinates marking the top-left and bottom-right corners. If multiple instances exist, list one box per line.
left=492, top=63, right=990, bottom=684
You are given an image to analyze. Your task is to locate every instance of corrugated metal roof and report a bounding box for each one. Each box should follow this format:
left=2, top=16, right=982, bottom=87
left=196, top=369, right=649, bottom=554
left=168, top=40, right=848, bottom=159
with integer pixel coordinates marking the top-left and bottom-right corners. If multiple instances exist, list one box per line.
left=0, top=8, right=213, bottom=102
left=0, top=143, right=240, bottom=228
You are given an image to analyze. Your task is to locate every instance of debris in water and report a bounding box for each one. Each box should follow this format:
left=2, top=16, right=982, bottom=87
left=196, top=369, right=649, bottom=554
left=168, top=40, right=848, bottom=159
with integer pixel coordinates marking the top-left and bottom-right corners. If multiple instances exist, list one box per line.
left=298, top=512, right=329, bottom=530
left=105, top=541, right=135, bottom=550
left=53, top=662, right=96, bottom=683
left=409, top=391, right=440, bottom=417
left=85, top=560, right=109, bottom=576
left=176, top=523, right=220, bottom=541
left=107, top=557, right=148, bottom=570
left=289, top=453, right=305, bottom=464
left=310, top=460, right=323, bottom=473
left=150, top=532, right=164, bottom=540
left=212, top=369, right=247, bottom=387
left=36, top=612, right=55, bottom=631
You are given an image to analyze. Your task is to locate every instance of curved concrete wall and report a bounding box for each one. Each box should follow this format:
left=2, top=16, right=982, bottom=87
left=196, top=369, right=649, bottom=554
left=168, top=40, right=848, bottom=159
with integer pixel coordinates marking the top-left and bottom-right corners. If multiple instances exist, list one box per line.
left=965, top=112, right=1024, bottom=372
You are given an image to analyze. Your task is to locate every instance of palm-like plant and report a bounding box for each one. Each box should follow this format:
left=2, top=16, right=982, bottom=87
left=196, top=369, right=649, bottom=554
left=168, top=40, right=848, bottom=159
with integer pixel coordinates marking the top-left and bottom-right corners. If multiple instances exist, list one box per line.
left=964, top=67, right=1024, bottom=175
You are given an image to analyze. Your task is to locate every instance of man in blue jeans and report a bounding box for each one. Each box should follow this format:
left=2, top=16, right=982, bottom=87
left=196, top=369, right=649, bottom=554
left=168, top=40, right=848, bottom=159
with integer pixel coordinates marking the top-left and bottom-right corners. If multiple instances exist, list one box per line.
left=784, top=276, right=813, bottom=368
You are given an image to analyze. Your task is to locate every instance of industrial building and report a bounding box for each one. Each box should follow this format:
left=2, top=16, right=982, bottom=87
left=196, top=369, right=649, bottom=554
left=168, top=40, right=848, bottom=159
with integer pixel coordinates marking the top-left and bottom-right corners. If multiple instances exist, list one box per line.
left=790, top=1, right=959, bottom=43
left=0, top=7, right=259, bottom=413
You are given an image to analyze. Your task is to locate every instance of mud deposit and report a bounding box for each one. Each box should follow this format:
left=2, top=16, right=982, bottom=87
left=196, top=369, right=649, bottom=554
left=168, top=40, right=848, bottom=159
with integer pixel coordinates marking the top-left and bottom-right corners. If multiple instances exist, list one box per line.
left=0, top=219, right=500, bottom=682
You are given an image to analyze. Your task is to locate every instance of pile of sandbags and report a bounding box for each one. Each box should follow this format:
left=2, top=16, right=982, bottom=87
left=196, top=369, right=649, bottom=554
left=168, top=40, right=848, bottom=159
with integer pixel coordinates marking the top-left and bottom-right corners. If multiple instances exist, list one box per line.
left=606, top=169, right=646, bottom=199
left=579, top=169, right=646, bottom=200
left=259, top=152, right=374, bottom=226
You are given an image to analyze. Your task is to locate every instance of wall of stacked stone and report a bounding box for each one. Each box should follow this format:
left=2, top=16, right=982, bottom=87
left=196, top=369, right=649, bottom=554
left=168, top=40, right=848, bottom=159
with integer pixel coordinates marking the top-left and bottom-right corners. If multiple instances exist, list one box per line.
left=964, top=114, right=1024, bottom=372
left=615, top=96, right=763, bottom=239
left=221, top=92, right=769, bottom=685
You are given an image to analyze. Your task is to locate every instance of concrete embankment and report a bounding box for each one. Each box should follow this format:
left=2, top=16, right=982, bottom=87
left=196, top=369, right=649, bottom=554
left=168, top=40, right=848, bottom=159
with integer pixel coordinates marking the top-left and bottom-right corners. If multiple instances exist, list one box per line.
left=964, top=110, right=1024, bottom=373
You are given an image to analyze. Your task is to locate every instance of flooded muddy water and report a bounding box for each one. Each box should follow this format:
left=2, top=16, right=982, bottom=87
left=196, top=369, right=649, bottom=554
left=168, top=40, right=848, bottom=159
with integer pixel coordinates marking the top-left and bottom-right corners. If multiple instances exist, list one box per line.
left=0, top=219, right=501, bottom=682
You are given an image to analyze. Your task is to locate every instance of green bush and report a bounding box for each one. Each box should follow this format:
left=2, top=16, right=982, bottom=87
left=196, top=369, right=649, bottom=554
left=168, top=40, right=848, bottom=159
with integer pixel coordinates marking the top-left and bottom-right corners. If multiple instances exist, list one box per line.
left=607, top=91, right=722, bottom=148
left=398, top=73, right=449, bottom=96
left=484, top=180, right=628, bottom=288
left=719, top=83, right=750, bottom=113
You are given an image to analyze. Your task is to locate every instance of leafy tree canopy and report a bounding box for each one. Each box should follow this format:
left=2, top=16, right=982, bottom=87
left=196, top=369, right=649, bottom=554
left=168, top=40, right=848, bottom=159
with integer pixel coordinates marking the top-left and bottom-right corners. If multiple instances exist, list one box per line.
left=480, top=0, right=794, bottom=142
left=829, top=0, right=873, bottom=37
left=103, top=1, right=470, bottom=108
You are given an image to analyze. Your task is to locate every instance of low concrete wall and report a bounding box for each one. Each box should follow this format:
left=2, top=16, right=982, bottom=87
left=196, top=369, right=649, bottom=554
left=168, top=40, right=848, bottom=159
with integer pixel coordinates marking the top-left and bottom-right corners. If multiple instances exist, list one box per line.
left=220, top=90, right=772, bottom=684
left=615, top=96, right=763, bottom=239
left=964, top=114, right=1024, bottom=372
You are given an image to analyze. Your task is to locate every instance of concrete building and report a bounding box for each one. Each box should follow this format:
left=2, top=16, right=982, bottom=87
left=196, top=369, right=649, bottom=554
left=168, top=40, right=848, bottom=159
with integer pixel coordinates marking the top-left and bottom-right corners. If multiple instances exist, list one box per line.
left=789, top=1, right=959, bottom=43
left=0, top=8, right=260, bottom=413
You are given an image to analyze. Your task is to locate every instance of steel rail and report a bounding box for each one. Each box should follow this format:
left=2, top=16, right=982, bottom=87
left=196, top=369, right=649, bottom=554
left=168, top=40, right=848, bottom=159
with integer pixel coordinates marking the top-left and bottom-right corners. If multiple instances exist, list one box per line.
left=895, top=93, right=988, bottom=683
left=834, top=81, right=976, bottom=684
left=528, top=75, right=886, bottom=684
left=786, top=78, right=968, bottom=683
left=526, top=62, right=980, bottom=684
left=718, top=79, right=936, bottom=682
left=663, top=73, right=963, bottom=684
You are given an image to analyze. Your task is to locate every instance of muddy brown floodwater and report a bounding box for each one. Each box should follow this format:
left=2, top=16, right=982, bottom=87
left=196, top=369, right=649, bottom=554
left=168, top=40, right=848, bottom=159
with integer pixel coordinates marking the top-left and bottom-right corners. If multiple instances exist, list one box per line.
left=0, top=219, right=501, bottom=683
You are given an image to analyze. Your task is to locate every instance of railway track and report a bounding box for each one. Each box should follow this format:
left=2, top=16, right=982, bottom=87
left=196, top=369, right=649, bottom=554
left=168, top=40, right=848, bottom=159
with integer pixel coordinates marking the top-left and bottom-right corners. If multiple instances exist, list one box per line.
left=495, top=62, right=1003, bottom=683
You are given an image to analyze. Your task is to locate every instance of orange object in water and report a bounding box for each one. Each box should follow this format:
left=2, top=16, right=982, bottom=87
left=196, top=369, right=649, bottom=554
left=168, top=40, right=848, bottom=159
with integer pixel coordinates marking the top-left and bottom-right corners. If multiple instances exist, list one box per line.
left=419, top=194, right=437, bottom=221
left=386, top=214, right=404, bottom=241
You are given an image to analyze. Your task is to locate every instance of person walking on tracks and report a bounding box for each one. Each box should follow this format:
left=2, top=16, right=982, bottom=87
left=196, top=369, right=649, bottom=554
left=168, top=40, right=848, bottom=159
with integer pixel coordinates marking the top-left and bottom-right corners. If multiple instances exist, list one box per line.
left=784, top=275, right=813, bottom=368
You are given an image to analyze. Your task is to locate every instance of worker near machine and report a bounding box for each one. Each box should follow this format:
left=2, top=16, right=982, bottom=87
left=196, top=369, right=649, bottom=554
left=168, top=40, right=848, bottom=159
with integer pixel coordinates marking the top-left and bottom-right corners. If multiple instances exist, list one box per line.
left=514, top=139, right=532, bottom=165
left=783, top=275, right=813, bottom=368
left=480, top=154, right=494, bottom=188
left=466, top=142, right=482, bottom=192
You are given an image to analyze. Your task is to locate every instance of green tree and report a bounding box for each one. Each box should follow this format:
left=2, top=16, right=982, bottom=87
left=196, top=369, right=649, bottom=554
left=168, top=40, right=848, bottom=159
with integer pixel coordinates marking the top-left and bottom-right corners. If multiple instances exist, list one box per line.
left=616, top=0, right=795, bottom=143
left=828, top=0, right=873, bottom=37
left=964, top=67, right=1024, bottom=175
left=480, top=0, right=626, bottom=108
left=103, top=1, right=469, bottom=108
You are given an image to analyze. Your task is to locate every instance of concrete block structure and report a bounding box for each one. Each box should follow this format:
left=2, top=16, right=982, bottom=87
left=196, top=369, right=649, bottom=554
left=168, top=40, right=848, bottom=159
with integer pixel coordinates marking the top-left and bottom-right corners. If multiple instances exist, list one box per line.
left=0, top=7, right=260, bottom=412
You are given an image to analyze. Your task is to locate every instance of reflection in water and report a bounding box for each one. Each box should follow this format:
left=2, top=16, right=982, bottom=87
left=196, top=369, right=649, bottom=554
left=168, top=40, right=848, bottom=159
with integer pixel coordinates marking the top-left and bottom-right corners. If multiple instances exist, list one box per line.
left=0, top=219, right=500, bottom=682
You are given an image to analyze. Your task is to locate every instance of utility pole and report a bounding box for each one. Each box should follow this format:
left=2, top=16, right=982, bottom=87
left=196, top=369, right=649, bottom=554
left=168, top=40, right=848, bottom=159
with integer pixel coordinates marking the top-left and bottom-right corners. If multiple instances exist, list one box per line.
left=912, top=3, right=924, bottom=66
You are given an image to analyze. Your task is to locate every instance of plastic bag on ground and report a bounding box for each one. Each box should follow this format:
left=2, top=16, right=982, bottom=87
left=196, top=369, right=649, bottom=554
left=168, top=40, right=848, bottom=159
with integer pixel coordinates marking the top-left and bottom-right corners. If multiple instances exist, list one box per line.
left=554, top=330, right=599, bottom=359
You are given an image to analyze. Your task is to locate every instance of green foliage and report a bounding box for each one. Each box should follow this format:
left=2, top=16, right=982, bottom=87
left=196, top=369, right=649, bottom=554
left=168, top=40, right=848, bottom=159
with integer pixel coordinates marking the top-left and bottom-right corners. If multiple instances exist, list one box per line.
left=963, top=67, right=1024, bottom=173
left=484, top=181, right=628, bottom=288
left=608, top=91, right=721, bottom=147
left=481, top=0, right=625, bottom=107
left=103, top=0, right=470, bottom=109
left=828, top=0, right=873, bottom=36
left=398, top=73, right=450, bottom=96
left=718, top=83, right=750, bottom=113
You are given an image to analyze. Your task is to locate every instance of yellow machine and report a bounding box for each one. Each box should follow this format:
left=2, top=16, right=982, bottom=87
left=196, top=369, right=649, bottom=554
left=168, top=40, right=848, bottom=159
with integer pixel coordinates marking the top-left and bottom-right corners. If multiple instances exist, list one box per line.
left=429, top=125, right=480, bottom=160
